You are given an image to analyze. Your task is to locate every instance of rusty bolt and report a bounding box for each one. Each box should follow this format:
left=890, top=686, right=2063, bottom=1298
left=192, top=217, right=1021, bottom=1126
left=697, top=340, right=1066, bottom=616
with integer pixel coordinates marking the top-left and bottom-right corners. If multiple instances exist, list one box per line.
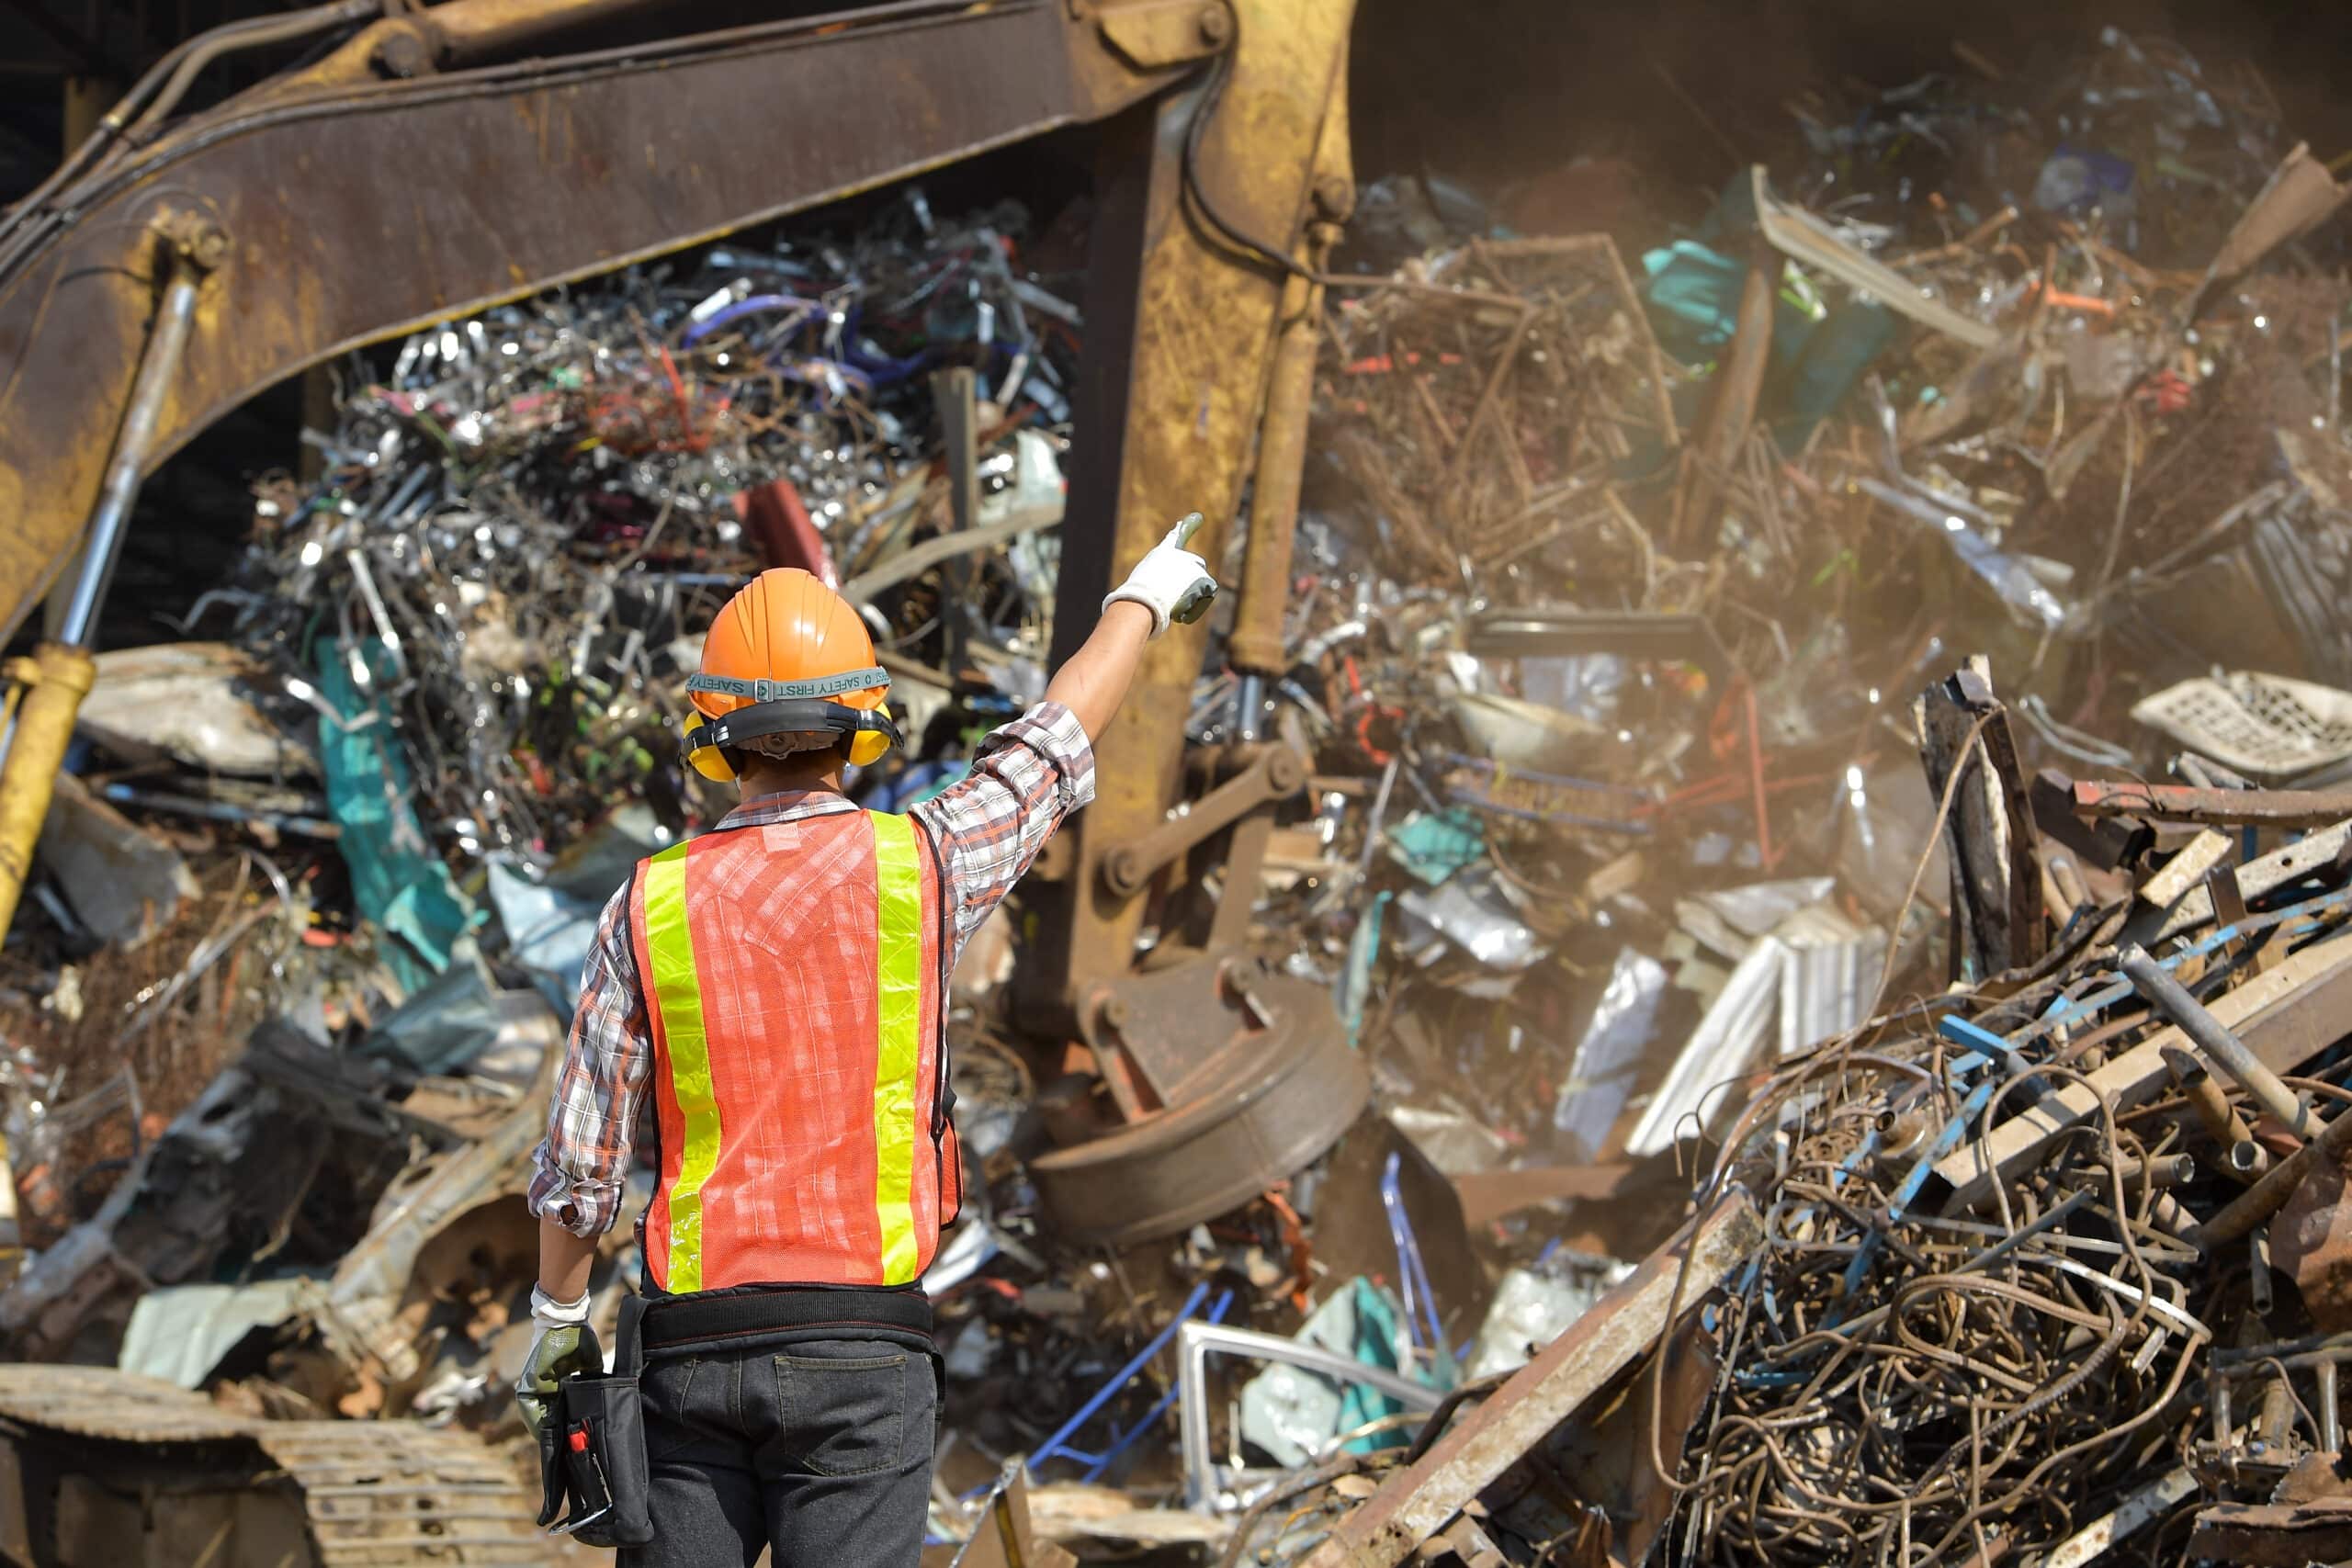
left=1266, top=746, right=1306, bottom=793
left=1104, top=846, right=1147, bottom=897
left=1195, top=3, right=1231, bottom=47
left=371, top=28, right=434, bottom=79
left=159, top=212, right=231, bottom=272
left=187, top=224, right=231, bottom=271
left=1099, top=997, right=1131, bottom=1032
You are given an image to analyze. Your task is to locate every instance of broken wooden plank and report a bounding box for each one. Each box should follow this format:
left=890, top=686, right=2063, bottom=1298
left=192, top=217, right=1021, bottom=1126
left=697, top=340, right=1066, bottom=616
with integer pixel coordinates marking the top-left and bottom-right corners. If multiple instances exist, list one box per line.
left=1297, top=1192, right=1762, bottom=1568
left=2139, top=828, right=2234, bottom=910
left=1933, top=934, right=2352, bottom=1212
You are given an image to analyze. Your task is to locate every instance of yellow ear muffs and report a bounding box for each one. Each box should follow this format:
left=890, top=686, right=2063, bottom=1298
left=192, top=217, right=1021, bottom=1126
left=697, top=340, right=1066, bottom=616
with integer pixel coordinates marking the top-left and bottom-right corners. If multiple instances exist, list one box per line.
left=847, top=703, right=895, bottom=768
left=685, top=720, right=737, bottom=782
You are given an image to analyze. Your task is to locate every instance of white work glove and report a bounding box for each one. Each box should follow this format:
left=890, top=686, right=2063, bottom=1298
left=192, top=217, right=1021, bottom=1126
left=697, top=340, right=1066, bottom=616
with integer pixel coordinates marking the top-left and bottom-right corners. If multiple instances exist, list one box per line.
left=1103, top=513, right=1217, bottom=638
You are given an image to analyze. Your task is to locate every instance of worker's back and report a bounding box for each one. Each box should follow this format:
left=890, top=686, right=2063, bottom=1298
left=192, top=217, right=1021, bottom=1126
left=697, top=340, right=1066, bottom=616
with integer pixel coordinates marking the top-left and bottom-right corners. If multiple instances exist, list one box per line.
left=629, top=807, right=958, bottom=1294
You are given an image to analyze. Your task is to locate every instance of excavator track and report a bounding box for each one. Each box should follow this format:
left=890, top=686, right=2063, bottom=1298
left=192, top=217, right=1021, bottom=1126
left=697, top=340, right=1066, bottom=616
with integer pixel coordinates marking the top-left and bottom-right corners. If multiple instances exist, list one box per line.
left=0, top=1366, right=541, bottom=1566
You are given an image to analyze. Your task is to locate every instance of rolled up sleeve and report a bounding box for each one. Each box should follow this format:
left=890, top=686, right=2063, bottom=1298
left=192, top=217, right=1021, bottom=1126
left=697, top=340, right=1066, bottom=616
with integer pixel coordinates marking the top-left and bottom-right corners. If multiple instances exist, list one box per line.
left=526, top=881, right=650, bottom=1238
left=910, top=700, right=1096, bottom=956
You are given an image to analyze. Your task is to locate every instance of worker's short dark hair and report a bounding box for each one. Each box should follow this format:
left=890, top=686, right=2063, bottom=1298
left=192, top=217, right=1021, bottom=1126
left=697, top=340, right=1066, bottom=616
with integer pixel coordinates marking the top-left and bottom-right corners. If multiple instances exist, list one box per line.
left=718, top=734, right=854, bottom=775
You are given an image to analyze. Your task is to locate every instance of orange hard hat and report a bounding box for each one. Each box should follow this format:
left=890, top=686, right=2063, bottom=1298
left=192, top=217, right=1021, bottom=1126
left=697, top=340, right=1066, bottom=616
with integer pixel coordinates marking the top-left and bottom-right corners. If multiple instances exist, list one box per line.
left=682, top=569, right=898, bottom=780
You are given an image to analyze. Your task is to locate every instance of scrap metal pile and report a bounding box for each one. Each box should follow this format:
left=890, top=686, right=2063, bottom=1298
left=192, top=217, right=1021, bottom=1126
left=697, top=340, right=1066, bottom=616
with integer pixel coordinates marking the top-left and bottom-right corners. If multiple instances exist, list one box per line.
left=13, top=23, right=2352, bottom=1568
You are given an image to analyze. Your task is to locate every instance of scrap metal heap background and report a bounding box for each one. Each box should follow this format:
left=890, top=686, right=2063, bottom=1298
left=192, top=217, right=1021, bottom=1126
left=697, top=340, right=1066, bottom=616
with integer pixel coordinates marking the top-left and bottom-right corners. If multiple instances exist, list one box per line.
left=14, top=22, right=2352, bottom=1568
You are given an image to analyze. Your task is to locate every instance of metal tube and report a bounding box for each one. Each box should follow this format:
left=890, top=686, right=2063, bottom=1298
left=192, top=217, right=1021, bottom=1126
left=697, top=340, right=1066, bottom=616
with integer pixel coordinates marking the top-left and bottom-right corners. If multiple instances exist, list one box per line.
left=57, top=261, right=204, bottom=649
left=2199, top=1101, right=2352, bottom=1249
left=0, top=249, right=206, bottom=941
left=0, top=646, right=96, bottom=939
left=2322, top=1364, right=2342, bottom=1453
left=2257, top=1375, right=2293, bottom=1449
left=1232, top=672, right=1264, bottom=742
left=2161, top=1043, right=2266, bottom=1182
left=2121, top=946, right=2312, bottom=1139
left=1227, top=226, right=1334, bottom=675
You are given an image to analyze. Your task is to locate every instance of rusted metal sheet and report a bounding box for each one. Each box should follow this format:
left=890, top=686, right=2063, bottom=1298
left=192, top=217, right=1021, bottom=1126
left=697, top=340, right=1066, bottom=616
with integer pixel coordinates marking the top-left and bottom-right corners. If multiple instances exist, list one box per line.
left=1295, top=1190, right=1762, bottom=1568
left=2269, top=1138, right=2352, bottom=1333
left=0, top=0, right=1193, bottom=644
left=1021, top=0, right=1357, bottom=1021
left=257, top=1424, right=541, bottom=1564
left=2190, top=1498, right=2352, bottom=1565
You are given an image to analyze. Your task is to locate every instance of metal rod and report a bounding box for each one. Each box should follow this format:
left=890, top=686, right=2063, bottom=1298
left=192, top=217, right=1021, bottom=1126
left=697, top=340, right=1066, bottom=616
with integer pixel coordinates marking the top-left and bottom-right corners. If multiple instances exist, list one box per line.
left=1232, top=671, right=1264, bottom=743
left=2321, top=1364, right=2342, bottom=1453
left=1024, top=1282, right=1208, bottom=1477
left=2120, top=946, right=2313, bottom=1139
left=58, top=260, right=203, bottom=648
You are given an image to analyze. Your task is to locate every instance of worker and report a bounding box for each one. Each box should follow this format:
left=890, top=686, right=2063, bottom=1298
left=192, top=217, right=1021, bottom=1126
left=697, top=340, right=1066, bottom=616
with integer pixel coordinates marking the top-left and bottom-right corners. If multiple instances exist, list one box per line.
left=514, top=518, right=1216, bottom=1566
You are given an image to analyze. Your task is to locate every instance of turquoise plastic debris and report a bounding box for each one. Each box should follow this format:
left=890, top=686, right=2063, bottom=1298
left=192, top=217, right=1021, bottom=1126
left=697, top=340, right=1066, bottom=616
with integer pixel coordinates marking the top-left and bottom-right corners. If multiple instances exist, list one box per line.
left=1334, top=1278, right=1417, bottom=1454
left=314, top=637, right=478, bottom=992
left=1385, top=807, right=1485, bottom=886
left=1337, top=890, right=1391, bottom=1047
left=1639, top=171, right=1898, bottom=450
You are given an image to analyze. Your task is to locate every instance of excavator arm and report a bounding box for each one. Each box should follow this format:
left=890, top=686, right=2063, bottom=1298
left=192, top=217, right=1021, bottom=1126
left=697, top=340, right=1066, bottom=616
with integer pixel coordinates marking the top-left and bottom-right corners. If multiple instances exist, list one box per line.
left=0, top=0, right=1364, bottom=1241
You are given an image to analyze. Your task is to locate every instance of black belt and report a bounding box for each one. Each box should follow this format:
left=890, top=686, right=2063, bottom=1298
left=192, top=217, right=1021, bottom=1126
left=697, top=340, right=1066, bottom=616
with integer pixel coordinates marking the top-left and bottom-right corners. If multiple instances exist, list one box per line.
left=638, top=1285, right=934, bottom=1359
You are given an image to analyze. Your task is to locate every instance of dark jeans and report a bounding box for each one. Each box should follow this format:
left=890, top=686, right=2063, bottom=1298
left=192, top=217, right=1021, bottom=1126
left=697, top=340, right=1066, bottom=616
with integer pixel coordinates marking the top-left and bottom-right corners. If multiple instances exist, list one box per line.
left=619, top=1337, right=937, bottom=1568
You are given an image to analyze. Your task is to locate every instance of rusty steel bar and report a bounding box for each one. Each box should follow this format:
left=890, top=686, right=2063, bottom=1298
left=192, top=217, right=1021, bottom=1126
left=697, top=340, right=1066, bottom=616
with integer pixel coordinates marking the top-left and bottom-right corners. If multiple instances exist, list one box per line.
left=1100, top=744, right=1306, bottom=897
left=2069, top=776, right=2352, bottom=829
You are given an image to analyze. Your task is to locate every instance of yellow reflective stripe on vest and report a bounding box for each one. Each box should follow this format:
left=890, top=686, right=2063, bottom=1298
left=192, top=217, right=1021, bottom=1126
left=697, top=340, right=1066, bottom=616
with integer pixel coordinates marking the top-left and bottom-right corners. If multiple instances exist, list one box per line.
left=641, top=842, right=720, bottom=1294
left=868, top=811, right=925, bottom=1285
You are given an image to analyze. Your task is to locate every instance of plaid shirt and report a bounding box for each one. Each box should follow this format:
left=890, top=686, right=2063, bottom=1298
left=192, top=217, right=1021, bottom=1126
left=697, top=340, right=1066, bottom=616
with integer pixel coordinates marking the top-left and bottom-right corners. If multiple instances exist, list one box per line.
left=526, top=701, right=1094, bottom=1237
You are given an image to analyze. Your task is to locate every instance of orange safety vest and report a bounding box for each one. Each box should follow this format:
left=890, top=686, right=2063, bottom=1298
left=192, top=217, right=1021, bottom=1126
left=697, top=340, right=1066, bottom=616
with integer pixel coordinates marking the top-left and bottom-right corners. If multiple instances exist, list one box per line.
left=628, top=807, right=961, bottom=1293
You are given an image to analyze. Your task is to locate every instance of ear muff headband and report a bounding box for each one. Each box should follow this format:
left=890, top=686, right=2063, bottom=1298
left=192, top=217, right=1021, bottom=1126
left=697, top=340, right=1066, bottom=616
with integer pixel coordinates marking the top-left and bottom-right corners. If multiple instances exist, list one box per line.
left=681, top=697, right=902, bottom=778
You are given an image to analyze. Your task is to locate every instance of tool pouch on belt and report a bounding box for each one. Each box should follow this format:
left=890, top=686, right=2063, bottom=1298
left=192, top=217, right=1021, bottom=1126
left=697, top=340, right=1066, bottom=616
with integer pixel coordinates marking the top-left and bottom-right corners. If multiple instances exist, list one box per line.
left=545, top=1293, right=655, bottom=1549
